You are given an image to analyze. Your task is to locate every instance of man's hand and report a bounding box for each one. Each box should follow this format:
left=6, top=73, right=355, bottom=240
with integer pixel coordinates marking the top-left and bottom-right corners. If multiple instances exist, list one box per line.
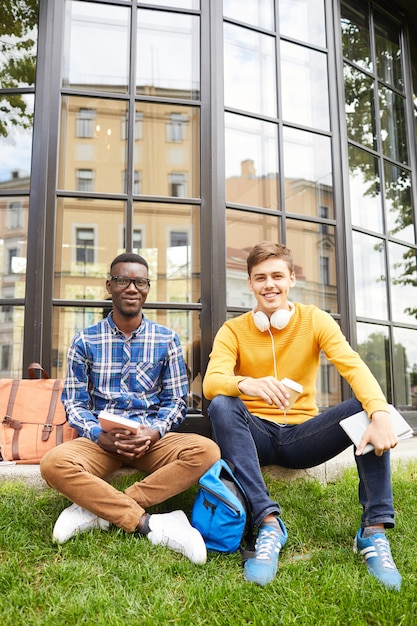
left=97, top=425, right=160, bottom=460
left=356, top=410, right=398, bottom=457
left=237, top=376, right=290, bottom=409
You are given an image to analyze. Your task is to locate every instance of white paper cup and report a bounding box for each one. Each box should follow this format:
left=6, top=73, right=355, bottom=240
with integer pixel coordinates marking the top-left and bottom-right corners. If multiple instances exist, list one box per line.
left=281, top=377, right=303, bottom=409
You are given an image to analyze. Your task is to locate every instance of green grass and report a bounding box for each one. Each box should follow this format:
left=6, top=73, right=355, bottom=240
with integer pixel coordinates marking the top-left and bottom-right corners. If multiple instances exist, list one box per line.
left=1, top=463, right=417, bottom=625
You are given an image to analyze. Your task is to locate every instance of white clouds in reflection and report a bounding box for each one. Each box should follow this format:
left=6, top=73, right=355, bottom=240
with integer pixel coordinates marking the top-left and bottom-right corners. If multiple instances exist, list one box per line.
left=63, top=2, right=129, bottom=88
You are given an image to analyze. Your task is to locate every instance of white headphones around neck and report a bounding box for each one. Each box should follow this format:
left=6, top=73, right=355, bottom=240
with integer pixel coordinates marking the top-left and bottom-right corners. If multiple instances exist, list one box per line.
left=252, top=302, right=295, bottom=332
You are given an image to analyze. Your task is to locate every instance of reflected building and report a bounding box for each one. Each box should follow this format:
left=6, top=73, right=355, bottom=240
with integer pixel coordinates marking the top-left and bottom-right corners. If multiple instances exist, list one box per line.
left=0, top=0, right=416, bottom=429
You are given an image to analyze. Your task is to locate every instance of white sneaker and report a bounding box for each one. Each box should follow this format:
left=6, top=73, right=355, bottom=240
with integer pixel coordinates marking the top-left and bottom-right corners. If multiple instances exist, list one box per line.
left=52, top=503, right=110, bottom=544
left=147, top=510, right=207, bottom=565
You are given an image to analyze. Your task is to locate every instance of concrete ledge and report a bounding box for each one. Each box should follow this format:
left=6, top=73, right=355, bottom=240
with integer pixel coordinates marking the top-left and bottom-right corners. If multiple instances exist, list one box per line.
left=1, top=437, right=415, bottom=490
left=265, top=436, right=417, bottom=482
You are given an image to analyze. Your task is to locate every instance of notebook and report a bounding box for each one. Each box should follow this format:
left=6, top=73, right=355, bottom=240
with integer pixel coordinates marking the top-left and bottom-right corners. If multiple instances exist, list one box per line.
left=339, top=404, right=413, bottom=455
left=98, top=411, right=139, bottom=434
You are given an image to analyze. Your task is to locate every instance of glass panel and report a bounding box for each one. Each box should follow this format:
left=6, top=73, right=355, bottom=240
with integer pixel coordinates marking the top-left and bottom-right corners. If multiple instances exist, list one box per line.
left=225, top=112, right=279, bottom=210
left=340, top=0, right=372, bottom=72
left=352, top=231, right=388, bottom=319
left=286, top=219, right=338, bottom=314
left=279, top=0, right=326, bottom=47
left=0, top=196, right=28, bottom=295
left=344, top=64, right=376, bottom=150
left=52, top=306, right=111, bottom=379
left=54, top=198, right=126, bottom=299
left=52, top=306, right=201, bottom=409
left=280, top=41, right=329, bottom=131
left=356, top=322, right=390, bottom=400
left=133, top=202, right=200, bottom=305
left=183, top=310, right=202, bottom=410
left=224, top=24, right=276, bottom=117
left=317, top=356, right=341, bottom=409
left=384, top=161, right=414, bottom=243
left=393, top=327, right=417, bottom=407
left=134, top=103, right=200, bottom=198
left=389, top=242, right=417, bottom=324
left=137, top=9, right=200, bottom=100
left=379, top=87, right=408, bottom=164
left=0, top=94, right=34, bottom=185
left=140, top=0, right=200, bottom=9
left=62, top=1, right=129, bottom=93
left=0, top=305, right=25, bottom=377
left=223, top=0, right=274, bottom=31
left=226, top=209, right=280, bottom=308
left=0, top=0, right=38, bottom=88
left=374, top=11, right=403, bottom=91
left=348, top=145, right=382, bottom=232
left=283, top=127, right=333, bottom=218
left=58, top=96, right=128, bottom=194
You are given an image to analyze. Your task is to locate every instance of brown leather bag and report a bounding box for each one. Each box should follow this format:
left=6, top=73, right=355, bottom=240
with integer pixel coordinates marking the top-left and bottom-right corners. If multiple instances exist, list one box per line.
left=0, top=363, right=78, bottom=464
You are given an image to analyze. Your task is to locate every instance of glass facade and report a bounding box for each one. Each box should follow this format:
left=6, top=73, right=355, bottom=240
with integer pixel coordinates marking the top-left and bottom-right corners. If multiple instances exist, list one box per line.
left=0, top=0, right=416, bottom=424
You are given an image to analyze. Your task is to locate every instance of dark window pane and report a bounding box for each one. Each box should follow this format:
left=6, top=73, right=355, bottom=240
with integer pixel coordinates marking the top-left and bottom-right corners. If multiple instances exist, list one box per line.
left=379, top=87, right=408, bottom=164
left=340, top=0, right=372, bottom=72
left=357, top=322, right=390, bottom=400
left=393, top=327, right=417, bottom=407
left=374, top=11, right=403, bottom=91
left=344, top=64, right=376, bottom=150
left=389, top=241, right=417, bottom=324
left=384, top=162, right=414, bottom=243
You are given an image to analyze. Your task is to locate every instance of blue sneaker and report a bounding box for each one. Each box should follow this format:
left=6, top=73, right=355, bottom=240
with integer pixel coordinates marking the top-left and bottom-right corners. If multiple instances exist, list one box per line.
left=354, top=528, right=402, bottom=591
left=244, top=518, right=288, bottom=586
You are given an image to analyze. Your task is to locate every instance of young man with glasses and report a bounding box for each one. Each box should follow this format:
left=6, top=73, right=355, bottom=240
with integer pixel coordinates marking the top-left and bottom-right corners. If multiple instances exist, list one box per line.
left=41, top=252, right=219, bottom=564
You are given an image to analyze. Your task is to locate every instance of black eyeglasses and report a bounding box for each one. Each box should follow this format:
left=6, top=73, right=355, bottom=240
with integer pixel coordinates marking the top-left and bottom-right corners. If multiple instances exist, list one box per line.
left=109, top=275, right=151, bottom=290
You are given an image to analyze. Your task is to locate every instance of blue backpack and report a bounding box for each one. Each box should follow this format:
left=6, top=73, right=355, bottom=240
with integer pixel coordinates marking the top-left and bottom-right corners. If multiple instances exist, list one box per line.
left=191, top=459, right=253, bottom=556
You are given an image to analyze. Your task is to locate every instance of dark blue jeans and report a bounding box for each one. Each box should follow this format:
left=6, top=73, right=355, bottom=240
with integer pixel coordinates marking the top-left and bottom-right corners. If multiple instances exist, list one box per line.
left=208, top=396, right=394, bottom=530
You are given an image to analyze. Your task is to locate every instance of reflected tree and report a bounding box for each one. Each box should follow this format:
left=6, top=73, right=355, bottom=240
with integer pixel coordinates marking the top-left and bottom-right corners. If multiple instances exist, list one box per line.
left=357, top=331, right=412, bottom=404
left=0, top=0, right=38, bottom=137
left=342, top=17, right=417, bottom=321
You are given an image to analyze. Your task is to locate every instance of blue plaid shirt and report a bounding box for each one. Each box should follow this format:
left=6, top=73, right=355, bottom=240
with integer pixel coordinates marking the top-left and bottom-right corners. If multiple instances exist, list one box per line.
left=62, top=313, right=189, bottom=442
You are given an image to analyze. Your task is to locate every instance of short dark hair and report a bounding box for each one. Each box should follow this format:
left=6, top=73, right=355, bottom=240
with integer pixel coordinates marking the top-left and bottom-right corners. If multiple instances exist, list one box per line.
left=110, top=252, right=148, bottom=272
left=247, top=241, right=294, bottom=275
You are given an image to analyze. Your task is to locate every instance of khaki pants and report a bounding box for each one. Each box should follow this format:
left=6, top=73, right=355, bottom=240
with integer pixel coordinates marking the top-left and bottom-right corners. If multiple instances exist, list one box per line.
left=40, top=433, right=220, bottom=532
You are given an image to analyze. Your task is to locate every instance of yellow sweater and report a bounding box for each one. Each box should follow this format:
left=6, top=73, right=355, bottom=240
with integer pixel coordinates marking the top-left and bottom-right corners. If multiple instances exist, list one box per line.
left=203, top=303, right=389, bottom=424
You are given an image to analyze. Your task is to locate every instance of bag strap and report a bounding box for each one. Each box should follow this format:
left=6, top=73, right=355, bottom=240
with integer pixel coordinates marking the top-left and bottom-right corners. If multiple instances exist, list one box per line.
left=28, top=362, right=50, bottom=380
left=3, top=380, right=21, bottom=426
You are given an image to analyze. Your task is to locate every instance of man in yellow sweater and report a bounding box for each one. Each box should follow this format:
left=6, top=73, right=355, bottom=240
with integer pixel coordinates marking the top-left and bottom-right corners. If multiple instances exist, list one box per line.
left=203, top=241, right=401, bottom=590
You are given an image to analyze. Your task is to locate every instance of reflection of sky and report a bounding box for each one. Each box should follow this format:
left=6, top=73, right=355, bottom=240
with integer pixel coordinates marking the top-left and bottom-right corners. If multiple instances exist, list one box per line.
left=64, top=2, right=129, bottom=86
left=137, top=10, right=199, bottom=93
left=0, top=94, right=33, bottom=182
left=279, top=0, right=326, bottom=47
left=223, top=0, right=274, bottom=30
left=281, top=41, right=329, bottom=131
left=283, top=127, right=332, bottom=185
left=224, top=23, right=276, bottom=117
left=353, top=231, right=388, bottom=319
left=225, top=113, right=278, bottom=178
